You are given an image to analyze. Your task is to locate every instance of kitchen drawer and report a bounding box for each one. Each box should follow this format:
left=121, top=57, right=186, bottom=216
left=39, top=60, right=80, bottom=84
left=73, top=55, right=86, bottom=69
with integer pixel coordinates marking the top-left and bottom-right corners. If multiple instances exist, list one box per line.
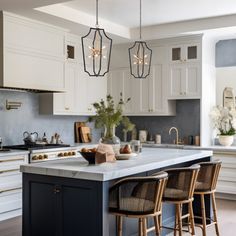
left=0, top=157, right=26, bottom=171
left=0, top=190, right=22, bottom=213
left=0, top=173, right=21, bottom=187
left=0, top=178, right=21, bottom=192
left=0, top=155, right=26, bottom=163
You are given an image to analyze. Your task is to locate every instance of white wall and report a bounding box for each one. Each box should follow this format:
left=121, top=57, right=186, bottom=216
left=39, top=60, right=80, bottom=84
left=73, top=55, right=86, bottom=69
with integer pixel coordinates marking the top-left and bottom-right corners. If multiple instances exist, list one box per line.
left=216, top=66, right=236, bottom=105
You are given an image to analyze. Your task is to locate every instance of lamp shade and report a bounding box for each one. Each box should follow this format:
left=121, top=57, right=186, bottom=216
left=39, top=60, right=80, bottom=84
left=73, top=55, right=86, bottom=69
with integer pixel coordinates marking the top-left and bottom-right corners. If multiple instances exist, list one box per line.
left=81, top=27, right=112, bottom=77
left=128, top=41, right=152, bottom=79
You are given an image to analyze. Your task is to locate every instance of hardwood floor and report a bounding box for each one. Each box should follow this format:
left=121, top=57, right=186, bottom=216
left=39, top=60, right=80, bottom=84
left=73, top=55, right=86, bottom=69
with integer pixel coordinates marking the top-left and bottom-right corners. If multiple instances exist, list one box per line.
left=0, top=199, right=235, bottom=236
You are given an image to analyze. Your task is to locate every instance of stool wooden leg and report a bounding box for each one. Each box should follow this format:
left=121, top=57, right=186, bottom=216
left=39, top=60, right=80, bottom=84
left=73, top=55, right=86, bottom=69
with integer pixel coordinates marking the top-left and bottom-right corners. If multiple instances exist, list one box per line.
left=200, top=194, right=207, bottom=236
left=177, top=204, right=183, bottom=236
left=189, top=202, right=195, bottom=236
left=174, top=205, right=178, bottom=236
left=139, top=218, right=143, bottom=236
left=142, top=218, right=147, bottom=236
left=117, top=216, right=123, bottom=236
left=212, top=192, right=220, bottom=236
left=154, top=215, right=161, bottom=236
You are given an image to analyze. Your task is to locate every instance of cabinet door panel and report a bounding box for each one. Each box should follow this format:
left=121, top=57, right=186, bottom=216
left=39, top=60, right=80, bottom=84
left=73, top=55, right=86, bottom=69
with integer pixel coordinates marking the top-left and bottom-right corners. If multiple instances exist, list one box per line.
left=30, top=182, right=56, bottom=236
left=54, top=63, right=78, bottom=114
left=108, top=70, right=124, bottom=104
left=139, top=79, right=150, bottom=113
left=62, top=186, right=98, bottom=236
left=150, top=65, right=164, bottom=113
left=169, top=65, right=183, bottom=97
left=185, top=64, right=201, bottom=97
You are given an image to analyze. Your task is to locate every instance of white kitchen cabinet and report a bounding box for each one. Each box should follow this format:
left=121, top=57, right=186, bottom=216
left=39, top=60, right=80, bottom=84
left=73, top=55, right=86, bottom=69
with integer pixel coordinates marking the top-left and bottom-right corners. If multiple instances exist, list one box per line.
left=79, top=66, right=108, bottom=115
left=170, top=43, right=200, bottom=63
left=213, top=152, right=236, bottom=200
left=108, top=66, right=175, bottom=116
left=0, top=153, right=28, bottom=221
left=168, top=41, right=201, bottom=99
left=168, top=62, right=201, bottom=99
left=108, top=69, right=138, bottom=115
left=0, top=12, right=66, bottom=92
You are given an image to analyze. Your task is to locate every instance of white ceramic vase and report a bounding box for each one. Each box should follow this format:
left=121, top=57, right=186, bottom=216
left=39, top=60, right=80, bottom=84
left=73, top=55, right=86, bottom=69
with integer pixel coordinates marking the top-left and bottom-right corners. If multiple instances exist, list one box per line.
left=218, top=135, right=234, bottom=146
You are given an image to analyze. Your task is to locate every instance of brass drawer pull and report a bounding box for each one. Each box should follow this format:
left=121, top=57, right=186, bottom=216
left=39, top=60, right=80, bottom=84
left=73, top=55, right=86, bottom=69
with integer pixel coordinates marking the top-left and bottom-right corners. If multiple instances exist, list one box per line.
left=0, top=168, right=19, bottom=174
left=0, top=187, right=22, bottom=194
left=0, top=158, right=25, bottom=163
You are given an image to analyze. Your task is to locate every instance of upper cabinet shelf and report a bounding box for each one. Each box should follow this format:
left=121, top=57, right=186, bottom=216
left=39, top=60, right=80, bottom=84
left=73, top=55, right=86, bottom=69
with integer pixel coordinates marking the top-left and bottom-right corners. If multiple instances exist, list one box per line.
left=0, top=12, right=66, bottom=92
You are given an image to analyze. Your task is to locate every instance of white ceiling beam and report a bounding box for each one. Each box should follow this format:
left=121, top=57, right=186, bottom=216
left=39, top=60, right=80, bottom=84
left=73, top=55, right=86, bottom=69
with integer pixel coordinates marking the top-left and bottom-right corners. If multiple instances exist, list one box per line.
left=36, top=4, right=131, bottom=39
left=130, top=14, right=236, bottom=40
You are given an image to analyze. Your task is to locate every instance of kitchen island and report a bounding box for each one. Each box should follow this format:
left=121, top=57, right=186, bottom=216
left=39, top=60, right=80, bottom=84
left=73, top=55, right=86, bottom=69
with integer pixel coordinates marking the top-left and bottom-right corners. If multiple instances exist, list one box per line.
left=20, top=148, right=212, bottom=236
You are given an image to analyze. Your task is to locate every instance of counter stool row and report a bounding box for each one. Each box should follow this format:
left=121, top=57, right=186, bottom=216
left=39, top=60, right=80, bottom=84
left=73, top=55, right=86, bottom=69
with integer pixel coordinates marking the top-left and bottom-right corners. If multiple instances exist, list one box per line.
left=109, top=160, right=221, bottom=236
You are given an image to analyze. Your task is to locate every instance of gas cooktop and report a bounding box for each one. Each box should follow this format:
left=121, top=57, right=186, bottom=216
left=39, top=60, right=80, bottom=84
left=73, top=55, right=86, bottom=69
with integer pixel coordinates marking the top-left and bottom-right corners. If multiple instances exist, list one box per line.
left=5, top=144, right=70, bottom=151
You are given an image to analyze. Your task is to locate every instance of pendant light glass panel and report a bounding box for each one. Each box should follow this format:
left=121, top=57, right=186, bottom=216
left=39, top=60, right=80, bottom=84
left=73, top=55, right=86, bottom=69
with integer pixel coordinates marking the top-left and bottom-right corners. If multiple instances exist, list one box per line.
left=81, top=0, right=112, bottom=77
left=128, top=41, right=152, bottom=79
left=81, top=28, right=112, bottom=77
left=128, top=0, right=152, bottom=79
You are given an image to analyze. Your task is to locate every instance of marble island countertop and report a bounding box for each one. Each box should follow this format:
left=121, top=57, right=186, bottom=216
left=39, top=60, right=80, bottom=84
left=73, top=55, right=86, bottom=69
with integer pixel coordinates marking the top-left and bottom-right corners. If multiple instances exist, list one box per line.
left=20, top=148, right=212, bottom=181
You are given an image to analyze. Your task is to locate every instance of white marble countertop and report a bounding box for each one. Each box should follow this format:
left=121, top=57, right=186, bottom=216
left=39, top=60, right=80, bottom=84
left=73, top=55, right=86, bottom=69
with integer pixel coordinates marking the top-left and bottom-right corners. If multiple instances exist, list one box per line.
left=20, top=148, right=212, bottom=181
left=0, top=149, right=29, bottom=157
left=142, top=143, right=236, bottom=153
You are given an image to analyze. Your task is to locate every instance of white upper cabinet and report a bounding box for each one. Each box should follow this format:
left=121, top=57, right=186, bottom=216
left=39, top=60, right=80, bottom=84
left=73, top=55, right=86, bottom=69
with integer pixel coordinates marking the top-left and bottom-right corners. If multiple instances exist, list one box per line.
left=108, top=46, right=175, bottom=116
left=168, top=40, right=201, bottom=99
left=0, top=12, right=66, bottom=91
left=39, top=33, right=107, bottom=116
left=170, top=43, right=200, bottom=63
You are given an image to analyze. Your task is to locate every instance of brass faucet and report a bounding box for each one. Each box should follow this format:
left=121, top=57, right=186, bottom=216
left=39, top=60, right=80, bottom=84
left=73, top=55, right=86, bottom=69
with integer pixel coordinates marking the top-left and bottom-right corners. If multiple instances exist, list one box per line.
left=169, top=127, right=183, bottom=145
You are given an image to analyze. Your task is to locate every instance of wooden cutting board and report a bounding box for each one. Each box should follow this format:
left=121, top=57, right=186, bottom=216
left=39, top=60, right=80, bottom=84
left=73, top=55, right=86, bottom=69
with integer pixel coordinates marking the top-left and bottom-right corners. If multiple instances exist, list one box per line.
left=74, top=122, right=86, bottom=143
left=80, top=126, right=92, bottom=143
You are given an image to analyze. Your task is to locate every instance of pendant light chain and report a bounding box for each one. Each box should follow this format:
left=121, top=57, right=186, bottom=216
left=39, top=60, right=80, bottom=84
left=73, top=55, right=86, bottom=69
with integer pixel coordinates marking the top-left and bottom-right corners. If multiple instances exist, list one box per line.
left=139, top=0, right=142, bottom=40
left=96, top=0, right=99, bottom=27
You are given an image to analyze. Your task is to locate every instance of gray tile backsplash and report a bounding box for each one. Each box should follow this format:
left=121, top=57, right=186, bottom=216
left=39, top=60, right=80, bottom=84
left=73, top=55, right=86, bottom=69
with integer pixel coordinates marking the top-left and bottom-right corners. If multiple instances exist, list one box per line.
left=0, top=90, right=101, bottom=145
left=117, top=100, right=200, bottom=144
left=0, top=90, right=200, bottom=146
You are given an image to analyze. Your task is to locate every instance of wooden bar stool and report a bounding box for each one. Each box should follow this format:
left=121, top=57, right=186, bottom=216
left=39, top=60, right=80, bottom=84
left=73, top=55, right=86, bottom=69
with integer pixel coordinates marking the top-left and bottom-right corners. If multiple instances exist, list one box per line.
left=109, top=172, right=168, bottom=236
left=162, top=165, right=200, bottom=236
left=194, top=160, right=222, bottom=236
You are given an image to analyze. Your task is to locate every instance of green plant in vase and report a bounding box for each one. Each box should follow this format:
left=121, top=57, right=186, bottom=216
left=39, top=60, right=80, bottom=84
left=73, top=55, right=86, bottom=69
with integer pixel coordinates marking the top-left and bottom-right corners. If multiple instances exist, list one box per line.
left=89, top=93, right=130, bottom=153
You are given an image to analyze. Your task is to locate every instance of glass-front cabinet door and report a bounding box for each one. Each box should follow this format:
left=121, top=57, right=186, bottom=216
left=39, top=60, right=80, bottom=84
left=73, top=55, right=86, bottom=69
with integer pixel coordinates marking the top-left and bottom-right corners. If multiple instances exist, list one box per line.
left=170, top=43, right=200, bottom=63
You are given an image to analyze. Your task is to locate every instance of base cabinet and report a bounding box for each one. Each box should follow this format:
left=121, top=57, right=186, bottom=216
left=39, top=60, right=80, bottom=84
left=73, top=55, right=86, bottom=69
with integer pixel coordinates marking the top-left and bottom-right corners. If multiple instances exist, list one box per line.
left=0, top=154, right=27, bottom=221
left=23, top=174, right=102, bottom=236
left=213, top=152, right=236, bottom=198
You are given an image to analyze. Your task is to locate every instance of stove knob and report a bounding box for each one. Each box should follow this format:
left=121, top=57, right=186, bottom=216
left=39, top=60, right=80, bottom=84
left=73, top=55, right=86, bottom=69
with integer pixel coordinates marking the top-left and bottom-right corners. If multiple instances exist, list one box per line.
left=32, top=155, right=38, bottom=160
left=38, top=155, right=43, bottom=160
left=72, top=151, right=76, bottom=156
left=68, top=152, right=72, bottom=156
left=64, top=152, right=68, bottom=156
left=58, top=153, right=64, bottom=157
left=44, top=154, right=48, bottom=159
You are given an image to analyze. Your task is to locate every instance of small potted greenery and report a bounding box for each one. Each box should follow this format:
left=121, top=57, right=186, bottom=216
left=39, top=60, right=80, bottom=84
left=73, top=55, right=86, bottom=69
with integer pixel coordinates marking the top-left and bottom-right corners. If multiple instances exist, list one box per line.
left=89, top=94, right=130, bottom=153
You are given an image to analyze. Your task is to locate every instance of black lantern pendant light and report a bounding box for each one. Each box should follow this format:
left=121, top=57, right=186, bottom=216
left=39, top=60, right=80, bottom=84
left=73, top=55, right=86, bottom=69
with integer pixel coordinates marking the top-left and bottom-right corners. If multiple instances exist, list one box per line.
left=81, top=0, right=112, bottom=77
left=128, top=0, right=152, bottom=79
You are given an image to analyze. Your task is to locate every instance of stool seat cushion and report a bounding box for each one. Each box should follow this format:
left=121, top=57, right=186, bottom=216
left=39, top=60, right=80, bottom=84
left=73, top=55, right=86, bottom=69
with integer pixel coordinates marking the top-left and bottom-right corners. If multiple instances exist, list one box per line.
left=109, top=197, right=154, bottom=213
left=163, top=187, right=188, bottom=201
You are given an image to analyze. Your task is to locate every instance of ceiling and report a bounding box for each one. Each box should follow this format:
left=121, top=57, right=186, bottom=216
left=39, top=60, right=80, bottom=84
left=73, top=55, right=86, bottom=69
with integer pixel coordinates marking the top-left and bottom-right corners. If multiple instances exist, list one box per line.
left=1, top=0, right=236, bottom=43
left=64, top=0, right=236, bottom=28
